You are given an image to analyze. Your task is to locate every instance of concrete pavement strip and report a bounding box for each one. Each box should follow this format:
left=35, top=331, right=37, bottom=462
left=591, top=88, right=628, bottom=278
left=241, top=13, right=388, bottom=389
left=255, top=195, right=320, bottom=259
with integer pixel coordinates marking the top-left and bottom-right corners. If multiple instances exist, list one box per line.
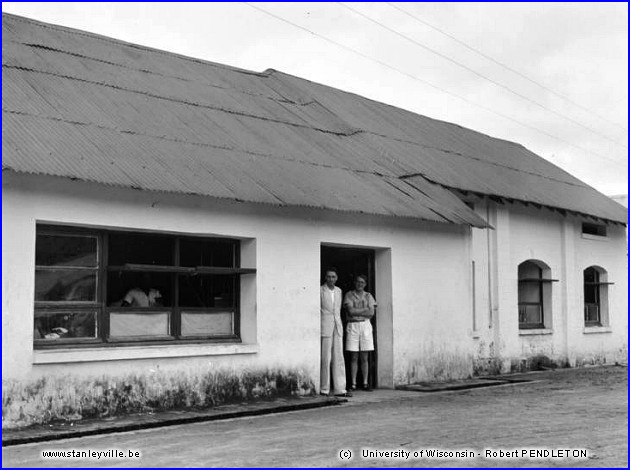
left=1, top=375, right=540, bottom=447
left=2, top=396, right=344, bottom=447
left=397, top=376, right=533, bottom=392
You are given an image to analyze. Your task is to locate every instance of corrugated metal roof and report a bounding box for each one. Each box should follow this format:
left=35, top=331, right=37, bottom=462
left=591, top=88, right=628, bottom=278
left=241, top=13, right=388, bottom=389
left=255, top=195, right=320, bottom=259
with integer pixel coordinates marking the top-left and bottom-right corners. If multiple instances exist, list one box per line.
left=2, top=13, right=626, bottom=225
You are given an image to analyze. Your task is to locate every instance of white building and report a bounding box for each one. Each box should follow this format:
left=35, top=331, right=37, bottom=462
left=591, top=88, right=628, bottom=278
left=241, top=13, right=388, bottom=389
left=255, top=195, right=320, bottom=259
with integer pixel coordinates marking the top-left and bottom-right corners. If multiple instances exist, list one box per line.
left=2, top=13, right=627, bottom=393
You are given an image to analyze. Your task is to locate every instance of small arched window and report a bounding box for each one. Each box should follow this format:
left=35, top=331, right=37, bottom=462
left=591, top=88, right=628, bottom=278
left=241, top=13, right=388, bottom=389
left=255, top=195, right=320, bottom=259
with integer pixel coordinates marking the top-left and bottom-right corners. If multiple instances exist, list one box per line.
left=584, top=266, right=611, bottom=327
left=518, top=260, right=555, bottom=329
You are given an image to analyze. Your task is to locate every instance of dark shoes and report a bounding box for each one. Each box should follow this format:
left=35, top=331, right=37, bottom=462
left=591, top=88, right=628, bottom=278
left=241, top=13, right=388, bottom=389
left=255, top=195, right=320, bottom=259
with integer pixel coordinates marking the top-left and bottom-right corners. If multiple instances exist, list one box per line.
left=362, top=384, right=373, bottom=392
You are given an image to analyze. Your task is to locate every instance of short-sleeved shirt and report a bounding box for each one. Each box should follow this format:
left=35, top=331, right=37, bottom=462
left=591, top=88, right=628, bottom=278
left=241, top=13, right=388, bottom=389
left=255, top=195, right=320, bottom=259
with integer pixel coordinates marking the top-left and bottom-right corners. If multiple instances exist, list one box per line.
left=343, top=290, right=376, bottom=316
left=123, top=288, right=162, bottom=307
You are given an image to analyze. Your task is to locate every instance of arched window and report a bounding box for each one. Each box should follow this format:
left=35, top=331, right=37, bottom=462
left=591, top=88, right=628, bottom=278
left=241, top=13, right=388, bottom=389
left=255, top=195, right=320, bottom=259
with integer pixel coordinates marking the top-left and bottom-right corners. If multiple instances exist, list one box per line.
left=518, top=260, right=555, bottom=329
left=584, top=266, right=610, bottom=327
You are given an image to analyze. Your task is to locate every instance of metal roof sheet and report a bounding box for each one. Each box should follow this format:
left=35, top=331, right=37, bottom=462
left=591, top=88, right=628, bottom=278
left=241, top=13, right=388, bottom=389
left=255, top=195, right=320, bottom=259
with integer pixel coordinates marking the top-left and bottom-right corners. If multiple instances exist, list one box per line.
left=2, top=13, right=626, bottom=225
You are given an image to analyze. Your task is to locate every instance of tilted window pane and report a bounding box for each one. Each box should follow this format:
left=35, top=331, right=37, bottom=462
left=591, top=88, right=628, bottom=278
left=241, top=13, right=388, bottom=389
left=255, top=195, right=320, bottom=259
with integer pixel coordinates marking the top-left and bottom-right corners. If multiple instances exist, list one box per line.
left=108, top=233, right=174, bottom=266
left=179, top=238, right=236, bottom=267
left=36, top=234, right=97, bottom=267
left=109, top=312, right=170, bottom=337
left=518, top=281, right=540, bottom=304
left=181, top=311, right=234, bottom=336
left=35, top=270, right=97, bottom=302
left=34, top=311, right=97, bottom=339
left=178, top=275, right=235, bottom=308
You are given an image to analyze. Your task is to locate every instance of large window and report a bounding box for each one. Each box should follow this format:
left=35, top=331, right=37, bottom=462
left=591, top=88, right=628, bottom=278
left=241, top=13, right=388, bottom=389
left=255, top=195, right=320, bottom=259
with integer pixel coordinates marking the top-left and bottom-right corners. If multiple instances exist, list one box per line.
left=34, top=226, right=254, bottom=347
left=518, top=260, right=555, bottom=330
left=584, top=266, right=611, bottom=327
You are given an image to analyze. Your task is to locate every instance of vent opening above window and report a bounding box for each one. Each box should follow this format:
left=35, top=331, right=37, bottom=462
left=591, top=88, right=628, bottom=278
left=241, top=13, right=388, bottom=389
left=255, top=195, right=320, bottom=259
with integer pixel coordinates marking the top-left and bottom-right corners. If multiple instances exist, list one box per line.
left=582, top=222, right=607, bottom=237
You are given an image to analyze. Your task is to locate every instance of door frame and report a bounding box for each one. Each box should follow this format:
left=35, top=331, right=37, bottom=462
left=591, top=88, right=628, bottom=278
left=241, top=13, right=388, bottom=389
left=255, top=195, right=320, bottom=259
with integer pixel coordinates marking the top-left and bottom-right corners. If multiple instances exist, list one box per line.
left=320, top=243, right=393, bottom=389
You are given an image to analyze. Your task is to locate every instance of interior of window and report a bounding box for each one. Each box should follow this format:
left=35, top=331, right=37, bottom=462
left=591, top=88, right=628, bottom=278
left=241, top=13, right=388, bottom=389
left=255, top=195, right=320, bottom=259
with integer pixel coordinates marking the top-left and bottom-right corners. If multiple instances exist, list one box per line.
left=34, top=227, right=245, bottom=346
left=518, top=261, right=544, bottom=328
left=584, top=267, right=601, bottom=326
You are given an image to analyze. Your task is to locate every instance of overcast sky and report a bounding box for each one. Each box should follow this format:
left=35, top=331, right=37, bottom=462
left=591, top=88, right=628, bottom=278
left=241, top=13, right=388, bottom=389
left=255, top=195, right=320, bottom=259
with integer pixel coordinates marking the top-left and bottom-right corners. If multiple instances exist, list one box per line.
left=3, top=2, right=627, bottom=196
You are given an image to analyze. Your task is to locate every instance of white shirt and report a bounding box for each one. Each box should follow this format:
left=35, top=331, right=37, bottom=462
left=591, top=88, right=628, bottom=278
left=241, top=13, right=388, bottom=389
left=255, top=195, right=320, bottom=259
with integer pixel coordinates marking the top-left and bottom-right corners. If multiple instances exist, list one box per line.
left=123, top=288, right=162, bottom=307
left=328, top=288, right=335, bottom=309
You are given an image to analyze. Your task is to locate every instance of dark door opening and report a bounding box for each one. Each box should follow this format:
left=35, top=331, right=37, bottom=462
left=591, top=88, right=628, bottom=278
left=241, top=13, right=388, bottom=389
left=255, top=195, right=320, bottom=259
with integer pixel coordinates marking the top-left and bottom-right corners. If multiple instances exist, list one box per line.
left=321, top=245, right=377, bottom=389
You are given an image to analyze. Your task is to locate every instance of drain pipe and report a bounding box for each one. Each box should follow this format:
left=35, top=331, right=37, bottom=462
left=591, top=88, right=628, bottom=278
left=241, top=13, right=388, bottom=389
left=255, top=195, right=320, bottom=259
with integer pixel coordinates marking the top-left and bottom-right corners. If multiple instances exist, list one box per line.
left=486, top=199, right=493, bottom=329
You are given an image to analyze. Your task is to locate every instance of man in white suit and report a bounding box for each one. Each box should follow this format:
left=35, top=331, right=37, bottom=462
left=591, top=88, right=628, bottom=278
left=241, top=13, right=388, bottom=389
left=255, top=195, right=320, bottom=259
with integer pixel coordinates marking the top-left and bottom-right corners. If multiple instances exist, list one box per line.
left=320, top=268, right=352, bottom=397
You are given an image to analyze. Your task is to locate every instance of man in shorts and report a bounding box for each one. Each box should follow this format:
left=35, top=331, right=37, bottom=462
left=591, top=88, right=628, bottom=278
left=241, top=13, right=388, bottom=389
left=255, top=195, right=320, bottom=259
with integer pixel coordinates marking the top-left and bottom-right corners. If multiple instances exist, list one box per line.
left=344, top=274, right=376, bottom=391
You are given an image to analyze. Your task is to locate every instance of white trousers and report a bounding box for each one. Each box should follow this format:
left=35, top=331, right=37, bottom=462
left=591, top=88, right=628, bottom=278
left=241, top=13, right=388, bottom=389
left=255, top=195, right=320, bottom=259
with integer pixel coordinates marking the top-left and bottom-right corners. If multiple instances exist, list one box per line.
left=320, top=331, right=347, bottom=394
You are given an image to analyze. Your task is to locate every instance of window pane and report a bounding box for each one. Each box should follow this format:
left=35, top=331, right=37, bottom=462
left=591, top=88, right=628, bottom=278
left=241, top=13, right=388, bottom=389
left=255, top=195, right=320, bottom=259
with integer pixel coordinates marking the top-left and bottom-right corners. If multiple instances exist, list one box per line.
left=107, top=272, right=172, bottom=307
left=584, top=284, right=598, bottom=304
left=181, top=311, right=233, bottom=336
left=180, top=238, right=236, bottom=267
left=519, top=304, right=542, bottom=325
left=34, top=311, right=97, bottom=339
left=108, top=233, right=174, bottom=266
left=36, top=234, right=97, bottom=267
left=518, top=261, right=541, bottom=279
left=109, top=311, right=170, bottom=337
left=35, top=270, right=96, bottom=302
left=584, top=304, right=600, bottom=323
left=178, top=275, right=235, bottom=308
left=584, top=268, right=599, bottom=284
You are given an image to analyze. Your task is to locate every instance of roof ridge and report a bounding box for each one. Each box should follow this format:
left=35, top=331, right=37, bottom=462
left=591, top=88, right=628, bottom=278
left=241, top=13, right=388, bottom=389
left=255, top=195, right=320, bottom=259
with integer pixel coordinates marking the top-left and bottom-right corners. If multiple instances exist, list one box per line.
left=2, top=12, right=268, bottom=78
left=3, top=12, right=565, bottom=167
left=2, top=12, right=537, bottom=153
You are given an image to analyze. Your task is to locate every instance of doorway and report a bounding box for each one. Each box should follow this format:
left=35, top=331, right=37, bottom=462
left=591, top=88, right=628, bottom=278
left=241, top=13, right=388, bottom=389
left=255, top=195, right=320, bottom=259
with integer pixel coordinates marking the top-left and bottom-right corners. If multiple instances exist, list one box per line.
left=321, top=245, right=377, bottom=389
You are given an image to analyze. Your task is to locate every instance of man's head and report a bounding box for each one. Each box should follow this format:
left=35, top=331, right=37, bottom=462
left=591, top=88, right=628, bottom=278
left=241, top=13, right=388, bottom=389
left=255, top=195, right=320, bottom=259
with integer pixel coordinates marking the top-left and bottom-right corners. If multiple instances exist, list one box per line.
left=354, top=274, right=367, bottom=291
left=324, top=268, right=338, bottom=288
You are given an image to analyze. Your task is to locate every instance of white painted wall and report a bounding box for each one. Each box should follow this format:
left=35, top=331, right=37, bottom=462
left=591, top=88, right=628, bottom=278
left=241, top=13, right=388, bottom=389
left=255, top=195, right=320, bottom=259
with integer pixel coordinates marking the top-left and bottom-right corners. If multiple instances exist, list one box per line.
left=471, top=199, right=628, bottom=371
left=5, top=173, right=625, bottom=389
left=2, top=172, right=476, bottom=387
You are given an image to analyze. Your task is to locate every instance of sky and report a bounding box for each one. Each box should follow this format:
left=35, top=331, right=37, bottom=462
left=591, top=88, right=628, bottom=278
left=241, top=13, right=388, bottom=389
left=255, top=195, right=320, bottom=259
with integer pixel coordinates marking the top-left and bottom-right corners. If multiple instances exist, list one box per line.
left=2, top=2, right=628, bottom=196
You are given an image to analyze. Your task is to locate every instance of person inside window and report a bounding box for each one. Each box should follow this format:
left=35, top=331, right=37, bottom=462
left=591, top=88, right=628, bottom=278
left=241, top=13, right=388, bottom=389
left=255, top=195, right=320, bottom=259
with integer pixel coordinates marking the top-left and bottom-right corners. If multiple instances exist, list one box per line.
left=121, top=273, right=163, bottom=307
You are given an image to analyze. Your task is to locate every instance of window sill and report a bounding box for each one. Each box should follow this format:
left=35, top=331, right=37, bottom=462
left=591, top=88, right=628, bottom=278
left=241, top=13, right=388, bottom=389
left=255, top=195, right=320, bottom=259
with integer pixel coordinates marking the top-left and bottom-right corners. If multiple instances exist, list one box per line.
left=519, top=328, right=553, bottom=336
left=583, top=326, right=612, bottom=334
left=33, top=342, right=259, bottom=364
left=581, top=233, right=609, bottom=242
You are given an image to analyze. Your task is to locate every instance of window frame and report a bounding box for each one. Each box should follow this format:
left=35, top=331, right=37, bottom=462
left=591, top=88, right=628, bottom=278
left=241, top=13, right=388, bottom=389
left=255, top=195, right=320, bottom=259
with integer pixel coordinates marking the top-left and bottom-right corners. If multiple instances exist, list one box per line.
left=583, top=267, right=600, bottom=326
left=583, top=266, right=613, bottom=328
left=518, top=267, right=545, bottom=329
left=517, top=261, right=557, bottom=330
left=34, top=226, right=253, bottom=349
